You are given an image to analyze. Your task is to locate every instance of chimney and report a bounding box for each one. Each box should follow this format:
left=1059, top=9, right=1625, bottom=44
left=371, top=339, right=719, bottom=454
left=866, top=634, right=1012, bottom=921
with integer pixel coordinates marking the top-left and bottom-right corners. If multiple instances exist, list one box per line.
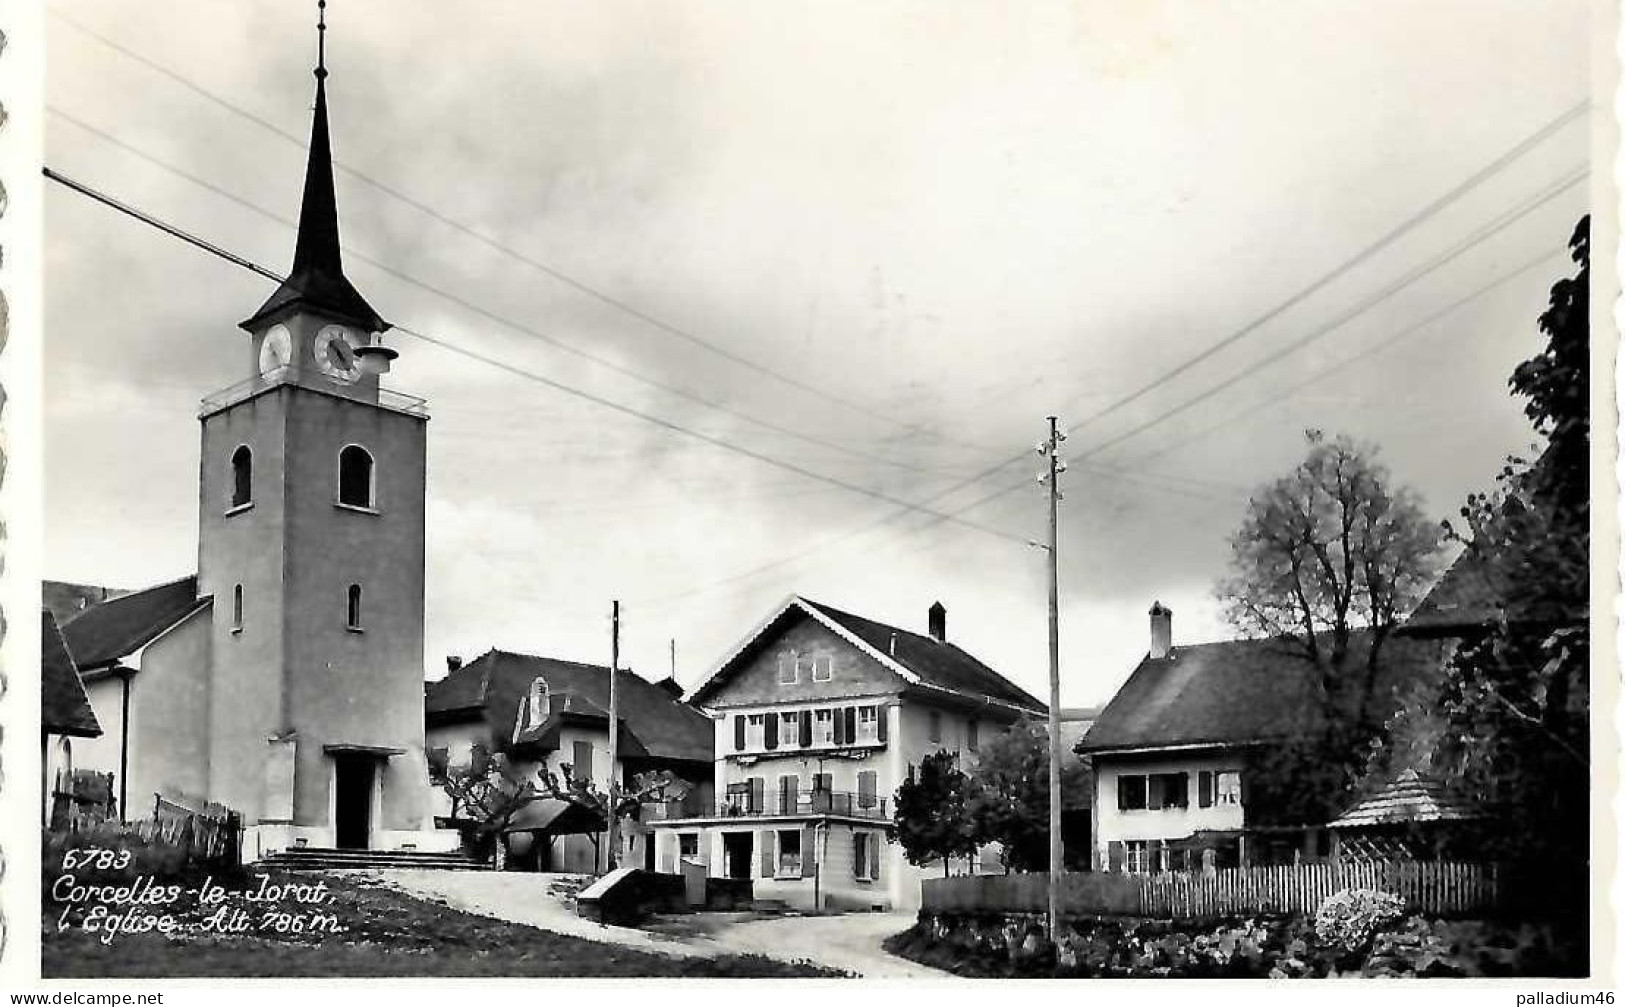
left=446, top=655, right=464, bottom=673
left=928, top=601, right=947, bottom=642
left=1148, top=602, right=1173, bottom=659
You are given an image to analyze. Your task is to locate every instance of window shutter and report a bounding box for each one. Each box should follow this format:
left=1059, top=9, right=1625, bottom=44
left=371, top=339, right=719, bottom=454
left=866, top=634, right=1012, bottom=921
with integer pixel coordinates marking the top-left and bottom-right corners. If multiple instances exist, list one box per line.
left=1198, top=771, right=1213, bottom=808
left=870, top=834, right=881, bottom=881
left=1237, top=771, right=1248, bottom=807
left=764, top=713, right=779, bottom=750
left=734, top=716, right=746, bottom=751
left=833, top=709, right=846, bottom=746
left=876, top=705, right=889, bottom=743
left=1117, top=776, right=1133, bottom=811
left=780, top=775, right=798, bottom=814
left=749, top=776, right=766, bottom=813
left=800, top=825, right=816, bottom=879
left=1107, top=841, right=1125, bottom=872
left=760, top=831, right=774, bottom=878
left=845, top=707, right=858, bottom=745
left=857, top=770, right=876, bottom=809
left=800, top=710, right=813, bottom=746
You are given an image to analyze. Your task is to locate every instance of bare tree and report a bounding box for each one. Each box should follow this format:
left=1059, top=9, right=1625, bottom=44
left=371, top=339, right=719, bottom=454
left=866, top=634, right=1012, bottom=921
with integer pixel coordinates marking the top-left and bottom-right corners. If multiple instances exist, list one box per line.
left=1219, top=430, right=1442, bottom=730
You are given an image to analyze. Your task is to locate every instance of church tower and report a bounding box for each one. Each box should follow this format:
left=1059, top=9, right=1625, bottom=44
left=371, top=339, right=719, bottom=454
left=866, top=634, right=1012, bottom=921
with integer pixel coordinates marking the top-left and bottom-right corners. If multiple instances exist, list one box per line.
left=196, top=3, right=437, bottom=854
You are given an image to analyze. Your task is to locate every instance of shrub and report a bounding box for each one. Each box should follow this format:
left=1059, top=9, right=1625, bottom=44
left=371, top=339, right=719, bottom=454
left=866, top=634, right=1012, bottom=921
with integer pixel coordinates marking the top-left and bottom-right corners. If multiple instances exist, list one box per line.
left=1314, top=888, right=1408, bottom=952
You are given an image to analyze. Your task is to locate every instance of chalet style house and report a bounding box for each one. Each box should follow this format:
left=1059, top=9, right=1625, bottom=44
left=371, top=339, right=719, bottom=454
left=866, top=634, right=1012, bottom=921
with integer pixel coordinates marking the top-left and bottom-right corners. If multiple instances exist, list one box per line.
left=1079, top=602, right=1445, bottom=873
left=650, top=596, right=1046, bottom=911
left=424, top=650, right=714, bottom=873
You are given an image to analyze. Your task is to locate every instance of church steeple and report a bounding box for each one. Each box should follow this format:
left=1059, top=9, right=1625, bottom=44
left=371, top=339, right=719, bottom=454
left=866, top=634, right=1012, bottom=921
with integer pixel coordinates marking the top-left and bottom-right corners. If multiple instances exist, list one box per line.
left=241, top=0, right=386, bottom=334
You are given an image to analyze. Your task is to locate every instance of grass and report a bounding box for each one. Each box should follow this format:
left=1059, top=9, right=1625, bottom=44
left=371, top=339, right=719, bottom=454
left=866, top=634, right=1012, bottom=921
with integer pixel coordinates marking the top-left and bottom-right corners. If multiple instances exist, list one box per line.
left=43, top=869, right=851, bottom=978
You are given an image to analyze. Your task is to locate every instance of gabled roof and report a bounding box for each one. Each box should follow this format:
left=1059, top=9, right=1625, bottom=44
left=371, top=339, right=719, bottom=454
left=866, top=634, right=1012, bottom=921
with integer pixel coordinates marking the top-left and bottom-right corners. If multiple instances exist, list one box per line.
left=510, top=690, right=653, bottom=761
left=1079, top=631, right=1440, bottom=755
left=58, top=575, right=207, bottom=670
left=1400, top=547, right=1505, bottom=635
left=425, top=649, right=712, bottom=765
left=42, top=610, right=101, bottom=738
left=1328, top=769, right=1484, bottom=828
left=688, top=595, right=1046, bottom=715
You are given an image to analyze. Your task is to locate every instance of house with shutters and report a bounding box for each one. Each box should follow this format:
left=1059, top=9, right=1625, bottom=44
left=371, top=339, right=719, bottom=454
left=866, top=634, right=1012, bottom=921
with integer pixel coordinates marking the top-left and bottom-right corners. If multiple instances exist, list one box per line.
left=1079, top=602, right=1446, bottom=874
left=650, top=595, right=1046, bottom=911
left=424, top=649, right=714, bottom=873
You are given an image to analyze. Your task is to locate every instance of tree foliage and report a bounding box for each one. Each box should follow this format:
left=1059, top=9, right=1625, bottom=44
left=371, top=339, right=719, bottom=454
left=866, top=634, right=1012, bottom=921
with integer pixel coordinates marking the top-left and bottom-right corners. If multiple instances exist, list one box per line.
left=964, top=718, right=1090, bottom=872
left=891, top=750, right=976, bottom=876
left=1217, top=432, right=1443, bottom=824
left=1424, top=216, right=1590, bottom=912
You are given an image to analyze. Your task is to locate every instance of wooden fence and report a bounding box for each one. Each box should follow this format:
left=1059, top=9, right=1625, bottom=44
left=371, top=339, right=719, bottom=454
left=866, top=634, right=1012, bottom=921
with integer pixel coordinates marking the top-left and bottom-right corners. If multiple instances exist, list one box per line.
left=922, top=860, right=1500, bottom=921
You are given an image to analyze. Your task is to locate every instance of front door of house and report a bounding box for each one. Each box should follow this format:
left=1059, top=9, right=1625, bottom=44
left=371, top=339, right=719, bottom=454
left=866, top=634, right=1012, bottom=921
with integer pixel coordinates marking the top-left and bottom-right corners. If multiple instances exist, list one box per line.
left=723, top=831, right=753, bottom=879
left=334, top=756, right=374, bottom=850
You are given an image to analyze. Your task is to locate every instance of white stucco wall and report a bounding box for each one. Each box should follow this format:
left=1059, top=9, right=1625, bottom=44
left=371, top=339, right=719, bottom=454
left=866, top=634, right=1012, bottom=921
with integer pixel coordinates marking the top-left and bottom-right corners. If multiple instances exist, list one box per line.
left=1092, top=751, right=1247, bottom=868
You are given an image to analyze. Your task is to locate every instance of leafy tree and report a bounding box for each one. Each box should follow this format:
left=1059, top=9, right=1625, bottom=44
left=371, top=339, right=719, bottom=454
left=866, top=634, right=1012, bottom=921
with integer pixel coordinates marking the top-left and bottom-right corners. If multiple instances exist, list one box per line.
left=1217, top=432, right=1443, bottom=823
left=891, top=750, right=976, bottom=877
left=965, top=718, right=1090, bottom=872
left=1425, top=216, right=1589, bottom=917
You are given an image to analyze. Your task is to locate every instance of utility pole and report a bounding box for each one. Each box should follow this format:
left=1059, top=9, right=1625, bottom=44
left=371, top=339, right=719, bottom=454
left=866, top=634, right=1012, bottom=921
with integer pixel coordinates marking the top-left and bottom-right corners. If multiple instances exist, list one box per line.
left=607, top=600, right=620, bottom=873
left=1037, top=416, right=1067, bottom=940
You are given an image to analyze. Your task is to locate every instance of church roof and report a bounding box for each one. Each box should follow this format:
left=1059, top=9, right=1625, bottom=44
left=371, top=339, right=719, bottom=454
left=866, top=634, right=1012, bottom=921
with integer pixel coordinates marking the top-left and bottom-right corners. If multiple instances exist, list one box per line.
left=240, top=69, right=385, bottom=333
left=58, top=575, right=207, bottom=671
left=42, top=610, right=102, bottom=738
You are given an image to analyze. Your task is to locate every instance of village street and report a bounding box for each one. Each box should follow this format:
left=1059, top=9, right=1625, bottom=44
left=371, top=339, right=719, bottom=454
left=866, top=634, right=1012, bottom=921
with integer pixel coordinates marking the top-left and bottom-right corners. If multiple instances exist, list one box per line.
left=375, top=869, right=944, bottom=978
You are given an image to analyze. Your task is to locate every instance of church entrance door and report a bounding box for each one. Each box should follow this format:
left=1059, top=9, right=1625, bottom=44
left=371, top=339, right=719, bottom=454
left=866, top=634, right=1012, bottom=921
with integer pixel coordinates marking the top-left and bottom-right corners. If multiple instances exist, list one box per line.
left=334, top=756, right=374, bottom=850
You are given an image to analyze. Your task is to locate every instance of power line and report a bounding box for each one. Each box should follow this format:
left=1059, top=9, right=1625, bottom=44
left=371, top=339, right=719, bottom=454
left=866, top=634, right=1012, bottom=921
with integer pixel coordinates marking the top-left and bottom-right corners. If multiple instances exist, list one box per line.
left=636, top=165, right=1587, bottom=608
left=42, top=165, right=1033, bottom=547
left=1131, top=242, right=1572, bottom=466
left=48, top=106, right=976, bottom=481
left=1058, top=100, right=1589, bottom=432
left=50, top=6, right=999, bottom=456
left=901, top=166, right=1587, bottom=526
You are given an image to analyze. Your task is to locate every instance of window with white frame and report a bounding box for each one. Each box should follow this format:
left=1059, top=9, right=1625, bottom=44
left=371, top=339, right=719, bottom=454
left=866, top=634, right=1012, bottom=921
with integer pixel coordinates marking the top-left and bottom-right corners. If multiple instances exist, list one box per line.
left=777, top=829, right=801, bottom=876
left=857, top=706, right=879, bottom=743
left=777, top=654, right=797, bottom=685
left=814, top=709, right=835, bottom=746
left=1215, top=771, right=1242, bottom=806
left=745, top=714, right=767, bottom=749
left=811, top=655, right=833, bottom=682
left=1125, top=840, right=1150, bottom=874
left=780, top=712, right=801, bottom=748
left=853, top=831, right=879, bottom=881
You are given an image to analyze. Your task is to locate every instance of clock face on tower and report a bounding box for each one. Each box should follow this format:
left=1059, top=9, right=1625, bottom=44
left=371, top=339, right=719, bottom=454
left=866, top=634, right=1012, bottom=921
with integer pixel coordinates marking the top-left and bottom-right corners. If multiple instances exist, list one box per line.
left=258, top=324, right=294, bottom=377
left=313, top=325, right=364, bottom=385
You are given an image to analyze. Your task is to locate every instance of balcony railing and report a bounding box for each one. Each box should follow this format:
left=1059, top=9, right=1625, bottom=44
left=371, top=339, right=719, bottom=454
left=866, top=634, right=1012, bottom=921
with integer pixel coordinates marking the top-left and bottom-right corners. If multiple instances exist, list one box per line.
left=199, top=367, right=428, bottom=418
left=713, top=790, right=889, bottom=821
left=642, top=793, right=709, bottom=821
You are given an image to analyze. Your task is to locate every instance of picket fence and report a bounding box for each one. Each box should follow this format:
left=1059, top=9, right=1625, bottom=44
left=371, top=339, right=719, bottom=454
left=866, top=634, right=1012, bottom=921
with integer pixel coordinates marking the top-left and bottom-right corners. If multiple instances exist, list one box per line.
left=922, top=860, right=1500, bottom=921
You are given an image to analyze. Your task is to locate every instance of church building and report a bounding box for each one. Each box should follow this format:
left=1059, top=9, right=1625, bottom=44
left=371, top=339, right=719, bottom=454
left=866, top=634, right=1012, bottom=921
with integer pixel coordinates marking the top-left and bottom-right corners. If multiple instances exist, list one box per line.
left=47, top=14, right=453, bottom=860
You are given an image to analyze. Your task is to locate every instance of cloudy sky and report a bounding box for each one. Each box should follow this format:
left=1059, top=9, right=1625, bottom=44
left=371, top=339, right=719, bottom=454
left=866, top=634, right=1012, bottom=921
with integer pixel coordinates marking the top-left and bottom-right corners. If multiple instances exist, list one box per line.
left=43, top=0, right=1593, bottom=707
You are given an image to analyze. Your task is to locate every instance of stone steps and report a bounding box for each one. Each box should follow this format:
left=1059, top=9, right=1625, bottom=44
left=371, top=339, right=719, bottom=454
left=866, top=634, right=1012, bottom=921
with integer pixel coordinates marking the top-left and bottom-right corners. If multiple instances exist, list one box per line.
left=261, top=846, right=491, bottom=872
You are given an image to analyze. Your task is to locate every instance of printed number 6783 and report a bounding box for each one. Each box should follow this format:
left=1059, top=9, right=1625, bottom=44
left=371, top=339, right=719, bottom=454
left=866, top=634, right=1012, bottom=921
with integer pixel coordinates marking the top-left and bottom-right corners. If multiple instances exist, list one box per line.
left=61, top=848, right=132, bottom=871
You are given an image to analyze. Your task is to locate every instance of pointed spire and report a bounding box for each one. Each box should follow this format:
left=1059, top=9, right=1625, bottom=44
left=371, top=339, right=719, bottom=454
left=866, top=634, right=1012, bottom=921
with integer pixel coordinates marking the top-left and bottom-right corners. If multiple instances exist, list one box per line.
left=241, top=0, right=385, bottom=333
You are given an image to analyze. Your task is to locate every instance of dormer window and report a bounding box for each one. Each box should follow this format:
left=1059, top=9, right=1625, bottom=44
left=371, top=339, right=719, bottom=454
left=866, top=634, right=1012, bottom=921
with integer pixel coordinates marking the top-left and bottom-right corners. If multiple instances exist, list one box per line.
left=338, top=445, right=375, bottom=509
left=527, top=677, right=550, bottom=726
left=230, top=446, right=253, bottom=509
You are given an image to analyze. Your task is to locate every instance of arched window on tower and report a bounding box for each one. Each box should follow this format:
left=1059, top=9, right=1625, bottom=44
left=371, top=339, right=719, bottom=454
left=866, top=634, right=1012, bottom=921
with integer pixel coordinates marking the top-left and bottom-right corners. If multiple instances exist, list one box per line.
left=346, top=584, right=363, bottom=631
left=231, top=446, right=253, bottom=508
left=338, top=445, right=374, bottom=508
